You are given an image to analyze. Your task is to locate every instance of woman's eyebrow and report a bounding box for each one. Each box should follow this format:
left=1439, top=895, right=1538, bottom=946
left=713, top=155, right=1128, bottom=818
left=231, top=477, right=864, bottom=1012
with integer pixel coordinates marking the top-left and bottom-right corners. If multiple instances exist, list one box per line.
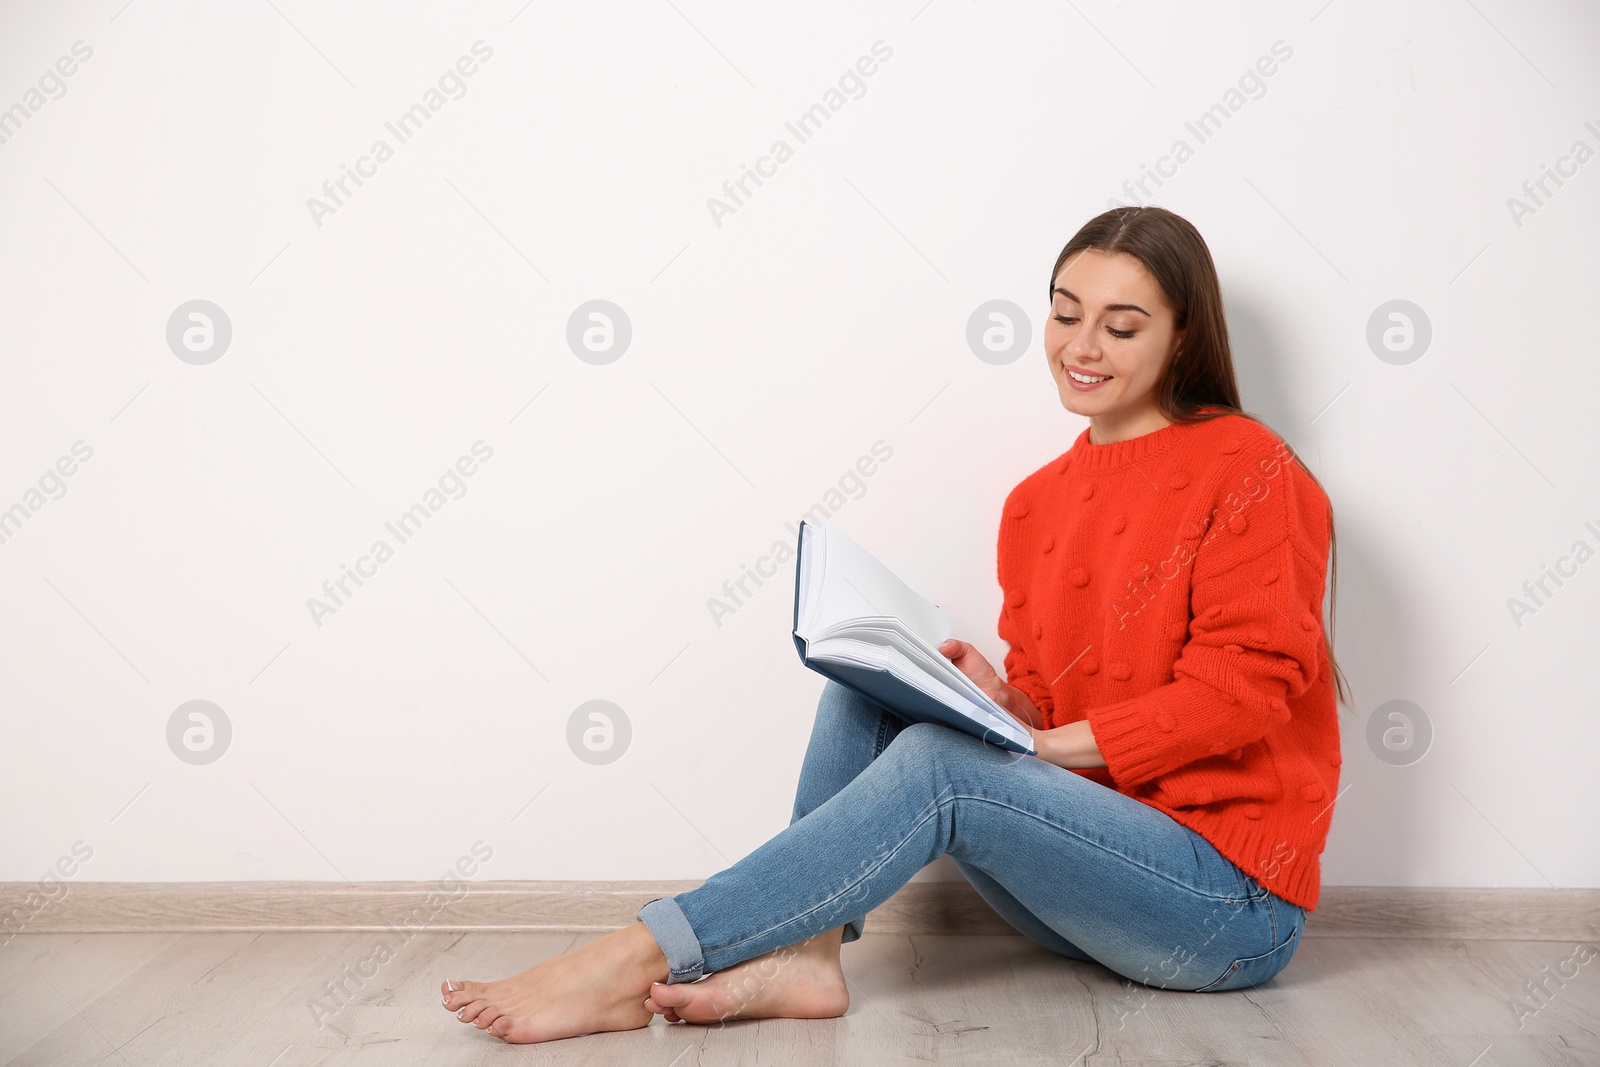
left=1052, top=286, right=1151, bottom=317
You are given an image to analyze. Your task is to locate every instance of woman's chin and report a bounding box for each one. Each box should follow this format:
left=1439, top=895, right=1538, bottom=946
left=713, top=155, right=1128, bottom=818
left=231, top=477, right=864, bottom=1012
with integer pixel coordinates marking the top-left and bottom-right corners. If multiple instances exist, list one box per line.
left=1056, top=387, right=1094, bottom=416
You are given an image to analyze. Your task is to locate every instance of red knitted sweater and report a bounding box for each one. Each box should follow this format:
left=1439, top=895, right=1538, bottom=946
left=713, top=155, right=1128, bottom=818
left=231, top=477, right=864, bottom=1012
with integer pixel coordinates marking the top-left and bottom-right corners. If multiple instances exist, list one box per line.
left=996, top=408, right=1340, bottom=910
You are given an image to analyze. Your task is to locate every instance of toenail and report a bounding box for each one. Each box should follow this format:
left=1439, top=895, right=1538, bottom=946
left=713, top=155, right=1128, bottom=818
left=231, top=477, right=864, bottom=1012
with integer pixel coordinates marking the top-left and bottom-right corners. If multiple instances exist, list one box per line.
left=446, top=979, right=462, bottom=991
left=457, top=1009, right=466, bottom=1019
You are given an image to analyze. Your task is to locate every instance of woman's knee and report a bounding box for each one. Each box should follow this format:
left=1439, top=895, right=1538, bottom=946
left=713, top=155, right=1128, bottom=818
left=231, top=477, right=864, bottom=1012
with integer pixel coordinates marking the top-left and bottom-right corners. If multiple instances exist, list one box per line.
left=888, top=720, right=949, bottom=750
left=898, top=719, right=1006, bottom=755
left=884, top=721, right=984, bottom=773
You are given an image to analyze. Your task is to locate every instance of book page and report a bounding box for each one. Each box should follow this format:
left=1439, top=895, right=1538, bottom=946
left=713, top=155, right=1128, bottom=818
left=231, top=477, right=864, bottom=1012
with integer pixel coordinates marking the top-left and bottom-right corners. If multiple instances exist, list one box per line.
left=809, top=522, right=952, bottom=649
left=800, top=522, right=1002, bottom=715
left=794, top=521, right=1034, bottom=753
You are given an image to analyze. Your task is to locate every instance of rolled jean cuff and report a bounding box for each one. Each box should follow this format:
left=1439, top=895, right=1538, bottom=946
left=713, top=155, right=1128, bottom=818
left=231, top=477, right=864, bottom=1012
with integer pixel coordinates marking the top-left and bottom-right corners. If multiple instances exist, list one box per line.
left=637, top=896, right=705, bottom=983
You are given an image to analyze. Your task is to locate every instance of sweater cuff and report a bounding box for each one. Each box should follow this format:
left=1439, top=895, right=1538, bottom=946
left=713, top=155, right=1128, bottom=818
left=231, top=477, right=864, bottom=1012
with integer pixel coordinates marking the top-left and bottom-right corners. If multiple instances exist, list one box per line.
left=1082, top=676, right=1222, bottom=790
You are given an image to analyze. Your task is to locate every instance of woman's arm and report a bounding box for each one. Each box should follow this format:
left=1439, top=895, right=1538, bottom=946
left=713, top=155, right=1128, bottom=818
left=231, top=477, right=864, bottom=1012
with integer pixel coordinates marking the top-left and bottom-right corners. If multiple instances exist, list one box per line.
left=1029, top=719, right=1107, bottom=771
left=938, top=638, right=1107, bottom=770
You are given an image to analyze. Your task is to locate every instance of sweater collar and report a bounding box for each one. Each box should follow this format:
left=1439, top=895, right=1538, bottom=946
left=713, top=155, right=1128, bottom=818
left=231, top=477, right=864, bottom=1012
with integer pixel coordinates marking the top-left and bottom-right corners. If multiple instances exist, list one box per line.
left=1068, top=406, right=1220, bottom=472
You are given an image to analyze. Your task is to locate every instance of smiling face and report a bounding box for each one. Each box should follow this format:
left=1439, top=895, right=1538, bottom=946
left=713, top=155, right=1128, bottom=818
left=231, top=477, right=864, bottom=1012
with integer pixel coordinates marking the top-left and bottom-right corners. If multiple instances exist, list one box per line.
left=1046, top=248, right=1185, bottom=444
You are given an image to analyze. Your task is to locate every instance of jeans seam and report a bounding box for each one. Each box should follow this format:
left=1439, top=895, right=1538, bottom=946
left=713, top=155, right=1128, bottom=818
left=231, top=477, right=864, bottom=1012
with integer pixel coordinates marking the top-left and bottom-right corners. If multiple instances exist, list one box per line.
left=710, top=788, right=1262, bottom=960
left=940, top=794, right=1272, bottom=905
left=874, top=713, right=893, bottom=758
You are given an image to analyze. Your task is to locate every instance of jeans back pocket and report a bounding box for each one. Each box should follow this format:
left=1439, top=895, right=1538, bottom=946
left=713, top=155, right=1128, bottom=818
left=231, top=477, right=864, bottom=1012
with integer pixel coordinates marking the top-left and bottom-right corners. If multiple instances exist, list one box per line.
left=1192, top=920, right=1302, bottom=992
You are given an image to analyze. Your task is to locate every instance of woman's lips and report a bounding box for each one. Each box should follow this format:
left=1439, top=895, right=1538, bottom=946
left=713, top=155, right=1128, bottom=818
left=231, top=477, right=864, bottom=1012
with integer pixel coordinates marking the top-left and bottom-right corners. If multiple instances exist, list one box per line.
left=1065, top=367, right=1113, bottom=391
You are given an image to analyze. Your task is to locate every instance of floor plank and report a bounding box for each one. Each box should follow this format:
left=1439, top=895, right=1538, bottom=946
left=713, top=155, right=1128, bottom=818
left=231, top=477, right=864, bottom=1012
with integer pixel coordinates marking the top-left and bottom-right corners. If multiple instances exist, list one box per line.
left=2, top=930, right=1597, bottom=1065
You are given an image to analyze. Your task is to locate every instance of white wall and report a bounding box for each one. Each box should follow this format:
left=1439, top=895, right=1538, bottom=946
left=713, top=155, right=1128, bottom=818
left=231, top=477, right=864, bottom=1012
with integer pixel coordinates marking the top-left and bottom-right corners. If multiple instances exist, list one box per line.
left=2, top=1, right=1596, bottom=896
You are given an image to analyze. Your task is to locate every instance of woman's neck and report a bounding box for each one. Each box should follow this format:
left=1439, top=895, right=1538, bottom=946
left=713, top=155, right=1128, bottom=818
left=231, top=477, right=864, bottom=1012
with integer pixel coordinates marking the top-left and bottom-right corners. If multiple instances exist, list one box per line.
left=1088, top=405, right=1172, bottom=446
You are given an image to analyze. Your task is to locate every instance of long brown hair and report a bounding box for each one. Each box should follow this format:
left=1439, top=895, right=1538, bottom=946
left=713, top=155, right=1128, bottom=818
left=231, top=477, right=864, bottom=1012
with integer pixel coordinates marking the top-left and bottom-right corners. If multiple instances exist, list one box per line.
left=1049, top=205, right=1352, bottom=709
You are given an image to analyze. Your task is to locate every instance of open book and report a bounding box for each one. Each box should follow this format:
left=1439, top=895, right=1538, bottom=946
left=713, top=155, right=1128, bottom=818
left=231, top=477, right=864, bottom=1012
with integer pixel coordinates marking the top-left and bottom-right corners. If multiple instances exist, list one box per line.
left=791, top=520, right=1036, bottom=755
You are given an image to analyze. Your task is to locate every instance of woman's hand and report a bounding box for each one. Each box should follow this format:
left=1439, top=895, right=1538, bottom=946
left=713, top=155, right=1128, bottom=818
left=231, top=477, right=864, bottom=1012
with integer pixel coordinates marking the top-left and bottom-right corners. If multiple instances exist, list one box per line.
left=937, top=638, right=1044, bottom=730
left=938, top=637, right=1107, bottom=770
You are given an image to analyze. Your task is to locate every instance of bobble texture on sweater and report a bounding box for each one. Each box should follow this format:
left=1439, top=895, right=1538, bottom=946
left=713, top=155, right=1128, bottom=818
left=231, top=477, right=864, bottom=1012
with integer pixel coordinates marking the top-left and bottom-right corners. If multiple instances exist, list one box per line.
left=997, top=409, right=1340, bottom=910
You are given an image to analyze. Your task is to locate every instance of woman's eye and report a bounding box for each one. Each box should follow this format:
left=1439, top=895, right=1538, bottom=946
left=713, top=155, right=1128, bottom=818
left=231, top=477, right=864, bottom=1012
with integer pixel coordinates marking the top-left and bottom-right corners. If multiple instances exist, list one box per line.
left=1053, top=314, right=1134, bottom=340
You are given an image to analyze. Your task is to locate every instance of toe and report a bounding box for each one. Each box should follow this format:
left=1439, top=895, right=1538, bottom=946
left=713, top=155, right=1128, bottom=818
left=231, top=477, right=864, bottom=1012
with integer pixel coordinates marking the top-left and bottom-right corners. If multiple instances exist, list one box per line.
left=476, top=1004, right=504, bottom=1032
left=456, top=999, right=488, bottom=1024
left=440, top=978, right=483, bottom=1009
left=649, top=980, right=691, bottom=1008
left=645, top=995, right=685, bottom=1019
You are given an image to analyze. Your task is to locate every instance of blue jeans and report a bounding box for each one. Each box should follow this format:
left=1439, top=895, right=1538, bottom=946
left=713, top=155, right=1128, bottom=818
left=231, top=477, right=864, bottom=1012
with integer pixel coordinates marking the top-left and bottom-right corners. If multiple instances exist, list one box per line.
left=638, top=680, right=1305, bottom=994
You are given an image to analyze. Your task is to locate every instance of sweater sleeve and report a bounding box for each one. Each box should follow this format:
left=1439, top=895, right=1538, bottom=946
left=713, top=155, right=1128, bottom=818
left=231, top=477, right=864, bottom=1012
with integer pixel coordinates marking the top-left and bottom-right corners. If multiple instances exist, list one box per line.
left=996, top=487, right=1055, bottom=722
left=998, top=598, right=1055, bottom=722
left=1082, top=445, right=1331, bottom=790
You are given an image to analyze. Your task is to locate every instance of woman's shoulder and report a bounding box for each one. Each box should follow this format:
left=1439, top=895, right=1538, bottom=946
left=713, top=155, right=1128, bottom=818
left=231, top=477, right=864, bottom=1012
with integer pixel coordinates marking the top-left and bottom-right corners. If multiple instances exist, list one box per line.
left=1188, top=411, right=1313, bottom=489
left=1187, top=411, right=1331, bottom=571
left=1189, top=409, right=1285, bottom=455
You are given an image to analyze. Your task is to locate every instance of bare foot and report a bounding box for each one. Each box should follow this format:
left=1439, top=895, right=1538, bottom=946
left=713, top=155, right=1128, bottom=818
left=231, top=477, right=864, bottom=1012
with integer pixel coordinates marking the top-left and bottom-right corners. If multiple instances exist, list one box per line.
left=643, top=927, right=849, bottom=1024
left=439, top=922, right=669, bottom=1043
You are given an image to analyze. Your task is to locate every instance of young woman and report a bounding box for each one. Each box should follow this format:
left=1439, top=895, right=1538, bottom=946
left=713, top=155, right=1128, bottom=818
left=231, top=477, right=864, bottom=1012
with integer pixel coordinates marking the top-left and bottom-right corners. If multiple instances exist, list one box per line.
left=439, top=205, right=1348, bottom=1044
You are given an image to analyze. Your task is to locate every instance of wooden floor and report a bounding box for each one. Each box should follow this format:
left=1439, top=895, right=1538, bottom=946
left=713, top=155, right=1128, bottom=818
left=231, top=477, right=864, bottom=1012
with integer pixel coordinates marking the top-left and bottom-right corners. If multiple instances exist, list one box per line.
left=2, top=929, right=1595, bottom=1065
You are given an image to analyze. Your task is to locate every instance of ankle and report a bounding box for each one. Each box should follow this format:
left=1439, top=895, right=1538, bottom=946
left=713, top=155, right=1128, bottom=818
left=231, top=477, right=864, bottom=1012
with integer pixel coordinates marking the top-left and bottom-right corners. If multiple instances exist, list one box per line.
left=622, top=921, right=672, bottom=984
left=761, top=936, right=840, bottom=979
left=802, top=926, right=846, bottom=962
